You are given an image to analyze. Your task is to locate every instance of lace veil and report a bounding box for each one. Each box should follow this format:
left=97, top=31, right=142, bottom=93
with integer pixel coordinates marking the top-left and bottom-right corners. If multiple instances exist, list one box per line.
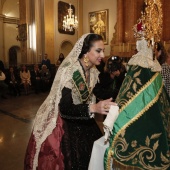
left=32, top=33, right=91, bottom=169
left=128, top=39, right=162, bottom=72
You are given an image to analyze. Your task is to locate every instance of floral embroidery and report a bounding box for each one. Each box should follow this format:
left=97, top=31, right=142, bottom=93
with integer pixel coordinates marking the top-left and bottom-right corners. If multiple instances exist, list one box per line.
left=131, top=140, right=137, bottom=148
left=113, top=131, right=170, bottom=170
left=79, top=82, right=85, bottom=91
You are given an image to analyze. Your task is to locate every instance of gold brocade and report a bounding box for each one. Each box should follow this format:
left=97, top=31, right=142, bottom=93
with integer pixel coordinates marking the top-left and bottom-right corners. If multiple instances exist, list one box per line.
left=105, top=69, right=170, bottom=170
left=112, top=132, right=170, bottom=170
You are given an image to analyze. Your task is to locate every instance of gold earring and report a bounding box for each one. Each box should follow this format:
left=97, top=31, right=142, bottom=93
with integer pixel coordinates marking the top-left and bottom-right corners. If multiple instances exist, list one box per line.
left=84, top=55, right=89, bottom=67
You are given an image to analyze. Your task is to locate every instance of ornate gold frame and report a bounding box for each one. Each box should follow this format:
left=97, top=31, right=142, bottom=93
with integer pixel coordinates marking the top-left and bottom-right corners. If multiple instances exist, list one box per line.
left=58, top=1, right=75, bottom=35
left=89, top=9, right=109, bottom=45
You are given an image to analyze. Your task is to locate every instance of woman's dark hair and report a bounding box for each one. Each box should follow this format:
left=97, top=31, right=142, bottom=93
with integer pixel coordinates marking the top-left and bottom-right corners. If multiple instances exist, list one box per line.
left=154, top=42, right=167, bottom=65
left=59, top=53, right=64, bottom=59
left=21, top=65, right=28, bottom=73
left=78, top=34, right=103, bottom=59
left=106, top=56, right=122, bottom=73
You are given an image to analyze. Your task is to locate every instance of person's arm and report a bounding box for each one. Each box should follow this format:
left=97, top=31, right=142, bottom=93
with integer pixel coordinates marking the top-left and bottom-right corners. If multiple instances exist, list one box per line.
left=59, top=87, right=116, bottom=120
left=40, top=71, right=45, bottom=80
left=28, top=70, right=31, bottom=79
left=0, top=71, right=5, bottom=80
left=59, top=87, right=91, bottom=120
left=46, top=70, right=51, bottom=79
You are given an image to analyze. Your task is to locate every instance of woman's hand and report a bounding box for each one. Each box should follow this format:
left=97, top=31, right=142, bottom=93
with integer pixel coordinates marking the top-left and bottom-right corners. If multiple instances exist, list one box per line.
left=90, top=98, right=117, bottom=115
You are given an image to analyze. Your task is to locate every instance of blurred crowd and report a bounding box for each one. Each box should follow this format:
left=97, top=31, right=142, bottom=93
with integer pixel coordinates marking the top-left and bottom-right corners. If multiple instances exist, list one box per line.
left=0, top=54, right=54, bottom=99
left=1, top=43, right=170, bottom=100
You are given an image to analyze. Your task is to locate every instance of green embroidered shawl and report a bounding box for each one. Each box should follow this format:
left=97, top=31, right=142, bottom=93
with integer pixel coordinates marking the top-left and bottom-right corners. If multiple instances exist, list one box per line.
left=104, top=65, right=170, bottom=170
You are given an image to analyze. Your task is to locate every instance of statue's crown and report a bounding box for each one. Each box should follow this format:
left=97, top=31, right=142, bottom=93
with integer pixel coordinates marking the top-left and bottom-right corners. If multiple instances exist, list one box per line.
left=133, top=0, right=163, bottom=46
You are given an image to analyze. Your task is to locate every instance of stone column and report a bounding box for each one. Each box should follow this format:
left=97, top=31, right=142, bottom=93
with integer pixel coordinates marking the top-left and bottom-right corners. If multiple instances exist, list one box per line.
left=19, top=0, right=27, bottom=64
left=116, top=0, right=124, bottom=43
left=44, top=0, right=54, bottom=63
left=0, top=14, right=4, bottom=61
left=35, top=0, right=45, bottom=63
left=0, top=1, right=5, bottom=61
left=78, top=0, right=83, bottom=38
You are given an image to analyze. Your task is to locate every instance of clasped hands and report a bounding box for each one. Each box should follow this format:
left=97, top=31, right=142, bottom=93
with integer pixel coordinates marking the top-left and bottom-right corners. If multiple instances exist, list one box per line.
left=90, top=98, right=117, bottom=115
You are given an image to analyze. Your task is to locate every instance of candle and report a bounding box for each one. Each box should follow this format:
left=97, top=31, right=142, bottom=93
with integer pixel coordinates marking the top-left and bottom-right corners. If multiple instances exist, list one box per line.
left=127, top=43, right=129, bottom=52
left=123, top=43, right=125, bottom=52
left=164, top=41, right=166, bottom=46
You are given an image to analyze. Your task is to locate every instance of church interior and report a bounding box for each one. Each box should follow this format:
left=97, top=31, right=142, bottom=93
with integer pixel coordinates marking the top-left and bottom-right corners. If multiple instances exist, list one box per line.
left=0, top=0, right=170, bottom=169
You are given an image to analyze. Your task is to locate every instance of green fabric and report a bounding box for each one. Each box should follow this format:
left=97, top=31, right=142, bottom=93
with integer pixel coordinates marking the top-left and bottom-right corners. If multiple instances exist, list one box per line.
left=104, top=65, right=170, bottom=170
left=72, top=70, right=90, bottom=102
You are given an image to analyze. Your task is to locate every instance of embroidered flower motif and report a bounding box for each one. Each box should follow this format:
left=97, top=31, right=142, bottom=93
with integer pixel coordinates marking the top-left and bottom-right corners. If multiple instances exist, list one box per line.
left=131, top=140, right=137, bottom=148
left=132, top=158, right=138, bottom=165
left=127, top=91, right=133, bottom=98
left=79, top=82, right=85, bottom=91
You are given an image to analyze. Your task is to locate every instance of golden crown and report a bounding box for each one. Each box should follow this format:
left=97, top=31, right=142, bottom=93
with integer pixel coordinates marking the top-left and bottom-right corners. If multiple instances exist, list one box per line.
left=133, top=0, right=163, bottom=46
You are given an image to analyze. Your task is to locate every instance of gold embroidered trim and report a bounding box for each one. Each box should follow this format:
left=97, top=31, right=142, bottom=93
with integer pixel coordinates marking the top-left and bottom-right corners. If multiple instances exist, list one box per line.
left=113, top=74, right=162, bottom=147
left=118, top=72, right=159, bottom=113
left=72, top=68, right=91, bottom=102
left=72, top=77, right=91, bottom=102
left=113, top=132, right=169, bottom=170
left=106, top=73, right=163, bottom=170
left=112, top=158, right=143, bottom=170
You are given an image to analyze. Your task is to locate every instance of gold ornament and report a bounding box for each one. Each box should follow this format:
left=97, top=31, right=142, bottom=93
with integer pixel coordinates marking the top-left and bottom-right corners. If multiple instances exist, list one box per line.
left=133, top=0, right=163, bottom=47
left=104, top=105, right=108, bottom=109
left=84, top=55, right=89, bottom=67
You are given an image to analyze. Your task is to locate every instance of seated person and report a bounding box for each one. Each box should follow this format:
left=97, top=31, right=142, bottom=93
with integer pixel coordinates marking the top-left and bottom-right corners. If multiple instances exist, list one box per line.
left=20, top=65, right=31, bottom=95
left=0, top=69, right=8, bottom=99
left=6, top=66, right=21, bottom=96
left=31, top=64, right=41, bottom=94
left=56, top=53, right=65, bottom=66
left=41, top=64, right=51, bottom=92
left=93, top=56, right=124, bottom=101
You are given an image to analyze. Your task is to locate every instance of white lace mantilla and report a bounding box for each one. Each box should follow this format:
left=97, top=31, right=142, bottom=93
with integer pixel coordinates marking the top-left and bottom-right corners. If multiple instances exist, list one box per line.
left=65, top=61, right=99, bottom=105
left=32, top=33, right=94, bottom=169
left=128, top=39, right=162, bottom=72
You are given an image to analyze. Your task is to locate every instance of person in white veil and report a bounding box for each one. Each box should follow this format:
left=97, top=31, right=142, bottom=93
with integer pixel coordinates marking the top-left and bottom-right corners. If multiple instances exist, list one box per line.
left=24, top=33, right=117, bottom=170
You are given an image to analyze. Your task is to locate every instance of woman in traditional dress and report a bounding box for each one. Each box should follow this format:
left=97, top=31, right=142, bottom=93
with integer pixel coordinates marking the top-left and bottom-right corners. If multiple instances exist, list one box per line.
left=20, top=65, right=31, bottom=95
left=24, top=33, right=116, bottom=170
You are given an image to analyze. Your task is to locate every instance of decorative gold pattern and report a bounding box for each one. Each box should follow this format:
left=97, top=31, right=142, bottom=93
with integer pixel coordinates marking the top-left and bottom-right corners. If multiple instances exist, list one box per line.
left=112, top=132, right=169, bottom=170
left=106, top=73, right=164, bottom=170
left=117, top=69, right=159, bottom=113
left=113, top=73, right=163, bottom=146
left=83, top=55, right=89, bottom=67
left=133, top=0, right=163, bottom=46
left=116, top=66, right=143, bottom=107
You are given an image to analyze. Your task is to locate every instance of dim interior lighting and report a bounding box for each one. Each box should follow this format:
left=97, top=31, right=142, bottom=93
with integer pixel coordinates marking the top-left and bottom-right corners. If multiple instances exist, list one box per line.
left=0, top=137, right=4, bottom=143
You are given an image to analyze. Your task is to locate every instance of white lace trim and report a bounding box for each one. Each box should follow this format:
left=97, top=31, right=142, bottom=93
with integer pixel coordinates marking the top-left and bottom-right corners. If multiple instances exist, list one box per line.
left=128, top=39, right=162, bottom=72
left=32, top=33, right=92, bottom=169
left=65, top=61, right=99, bottom=105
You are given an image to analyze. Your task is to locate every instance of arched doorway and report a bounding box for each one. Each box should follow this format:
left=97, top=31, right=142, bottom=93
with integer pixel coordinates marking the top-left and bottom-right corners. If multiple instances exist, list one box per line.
left=60, top=40, right=73, bottom=58
left=9, top=46, right=21, bottom=67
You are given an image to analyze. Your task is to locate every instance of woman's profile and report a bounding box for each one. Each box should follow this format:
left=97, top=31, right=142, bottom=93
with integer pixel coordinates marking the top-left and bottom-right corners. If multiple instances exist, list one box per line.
left=24, top=33, right=116, bottom=170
